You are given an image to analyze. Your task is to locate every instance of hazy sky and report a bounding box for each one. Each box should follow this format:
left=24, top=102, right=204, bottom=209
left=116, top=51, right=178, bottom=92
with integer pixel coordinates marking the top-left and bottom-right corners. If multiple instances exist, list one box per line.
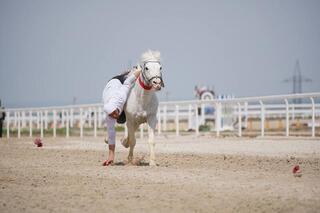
left=1, top=0, right=320, bottom=107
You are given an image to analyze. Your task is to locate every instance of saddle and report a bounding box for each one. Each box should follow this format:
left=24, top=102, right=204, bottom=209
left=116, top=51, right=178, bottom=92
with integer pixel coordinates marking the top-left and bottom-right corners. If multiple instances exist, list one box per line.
left=110, top=71, right=130, bottom=124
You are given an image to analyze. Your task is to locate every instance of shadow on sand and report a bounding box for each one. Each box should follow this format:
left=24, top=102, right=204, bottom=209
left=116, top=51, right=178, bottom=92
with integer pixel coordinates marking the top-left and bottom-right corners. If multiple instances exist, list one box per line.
left=112, top=161, right=150, bottom=166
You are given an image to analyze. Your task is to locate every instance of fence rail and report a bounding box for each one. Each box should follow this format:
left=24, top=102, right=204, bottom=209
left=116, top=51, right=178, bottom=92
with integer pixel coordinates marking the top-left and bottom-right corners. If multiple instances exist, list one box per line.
left=1, top=92, right=320, bottom=139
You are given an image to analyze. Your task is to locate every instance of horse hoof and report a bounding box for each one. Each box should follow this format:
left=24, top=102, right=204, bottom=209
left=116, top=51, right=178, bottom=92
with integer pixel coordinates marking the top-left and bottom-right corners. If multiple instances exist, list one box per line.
left=149, top=161, right=157, bottom=167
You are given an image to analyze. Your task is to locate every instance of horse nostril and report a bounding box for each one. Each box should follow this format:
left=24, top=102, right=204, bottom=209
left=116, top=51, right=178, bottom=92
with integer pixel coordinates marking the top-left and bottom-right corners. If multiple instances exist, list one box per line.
left=152, top=80, right=157, bottom=84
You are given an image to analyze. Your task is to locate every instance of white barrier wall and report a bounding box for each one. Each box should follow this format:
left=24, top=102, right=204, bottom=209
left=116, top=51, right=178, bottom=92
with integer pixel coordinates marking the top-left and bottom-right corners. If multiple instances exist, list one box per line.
left=1, top=93, right=320, bottom=139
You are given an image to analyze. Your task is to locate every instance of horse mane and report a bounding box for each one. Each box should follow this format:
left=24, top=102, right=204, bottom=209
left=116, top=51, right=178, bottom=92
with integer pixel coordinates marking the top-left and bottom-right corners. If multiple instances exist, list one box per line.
left=140, top=50, right=161, bottom=65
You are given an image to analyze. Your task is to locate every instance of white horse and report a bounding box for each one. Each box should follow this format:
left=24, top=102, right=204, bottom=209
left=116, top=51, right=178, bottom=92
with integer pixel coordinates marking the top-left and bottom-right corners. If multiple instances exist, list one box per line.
left=122, top=50, right=164, bottom=166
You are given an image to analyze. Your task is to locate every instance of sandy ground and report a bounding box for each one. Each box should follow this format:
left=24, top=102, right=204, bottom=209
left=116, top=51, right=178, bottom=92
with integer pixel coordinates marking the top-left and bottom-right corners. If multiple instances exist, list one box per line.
left=0, top=135, right=319, bottom=213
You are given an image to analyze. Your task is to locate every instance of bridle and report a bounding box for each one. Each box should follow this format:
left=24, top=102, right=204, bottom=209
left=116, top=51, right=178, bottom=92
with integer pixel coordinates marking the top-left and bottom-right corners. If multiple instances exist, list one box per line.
left=140, top=61, right=164, bottom=88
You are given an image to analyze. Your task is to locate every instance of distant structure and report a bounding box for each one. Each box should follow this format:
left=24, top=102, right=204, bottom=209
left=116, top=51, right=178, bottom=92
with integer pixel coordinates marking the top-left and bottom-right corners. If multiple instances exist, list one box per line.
left=283, top=60, right=312, bottom=103
left=194, top=85, right=215, bottom=100
left=72, top=97, right=77, bottom=105
left=283, top=59, right=312, bottom=94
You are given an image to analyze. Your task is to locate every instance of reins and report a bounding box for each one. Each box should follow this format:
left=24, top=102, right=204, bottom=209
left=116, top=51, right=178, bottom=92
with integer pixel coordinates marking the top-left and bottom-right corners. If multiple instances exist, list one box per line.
left=138, top=75, right=152, bottom=90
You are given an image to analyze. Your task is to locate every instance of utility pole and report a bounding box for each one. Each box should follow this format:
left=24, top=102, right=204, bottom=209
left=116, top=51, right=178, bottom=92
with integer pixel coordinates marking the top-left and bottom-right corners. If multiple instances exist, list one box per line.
left=72, top=97, right=77, bottom=105
left=283, top=59, right=312, bottom=103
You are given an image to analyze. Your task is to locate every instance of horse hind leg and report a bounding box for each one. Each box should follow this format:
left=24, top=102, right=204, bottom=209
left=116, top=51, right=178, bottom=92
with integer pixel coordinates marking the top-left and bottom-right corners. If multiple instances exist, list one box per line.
left=148, top=125, right=156, bottom=166
left=126, top=123, right=137, bottom=164
left=120, top=132, right=135, bottom=163
left=128, top=137, right=136, bottom=164
left=146, top=116, right=157, bottom=166
left=120, top=124, right=129, bottom=148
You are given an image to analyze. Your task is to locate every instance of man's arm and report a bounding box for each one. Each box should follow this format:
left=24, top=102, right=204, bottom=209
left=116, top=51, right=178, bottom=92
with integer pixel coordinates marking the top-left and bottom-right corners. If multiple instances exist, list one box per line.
left=123, top=68, right=141, bottom=86
left=106, top=116, right=116, bottom=145
left=119, top=69, right=142, bottom=98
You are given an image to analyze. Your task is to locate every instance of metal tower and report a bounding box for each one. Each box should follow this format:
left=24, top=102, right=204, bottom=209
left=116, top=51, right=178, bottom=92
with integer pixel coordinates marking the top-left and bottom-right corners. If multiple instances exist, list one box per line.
left=283, top=59, right=312, bottom=93
left=283, top=59, right=312, bottom=103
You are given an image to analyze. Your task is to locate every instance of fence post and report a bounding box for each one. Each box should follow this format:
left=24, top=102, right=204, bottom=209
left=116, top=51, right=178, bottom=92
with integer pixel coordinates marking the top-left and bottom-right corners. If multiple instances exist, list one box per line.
left=175, top=105, right=179, bottom=136
left=259, top=100, right=265, bottom=137
left=53, top=110, right=56, bottom=138
left=22, top=111, right=26, bottom=128
left=237, top=102, right=242, bottom=137
left=44, top=110, right=48, bottom=129
left=66, top=110, right=69, bottom=138
left=291, top=104, right=295, bottom=121
left=188, top=104, right=192, bottom=130
left=88, top=108, right=92, bottom=128
left=61, top=109, right=65, bottom=128
left=284, top=99, right=289, bottom=137
left=17, top=112, right=21, bottom=138
left=215, top=102, right=221, bottom=137
left=98, top=107, right=102, bottom=128
left=244, top=102, right=248, bottom=128
left=201, top=103, right=205, bottom=125
left=70, top=109, right=74, bottom=128
left=195, top=104, right=199, bottom=136
left=37, top=111, right=40, bottom=129
left=163, top=105, right=167, bottom=131
left=14, top=112, right=17, bottom=128
left=40, top=111, right=44, bottom=138
left=80, top=108, right=83, bottom=138
left=6, top=111, right=10, bottom=139
left=29, top=111, right=32, bottom=137
left=94, top=108, right=97, bottom=138
left=310, top=97, right=315, bottom=137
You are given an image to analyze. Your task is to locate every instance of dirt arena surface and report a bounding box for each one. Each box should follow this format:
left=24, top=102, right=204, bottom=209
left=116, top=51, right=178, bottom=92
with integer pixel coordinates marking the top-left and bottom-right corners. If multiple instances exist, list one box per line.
left=0, top=135, right=320, bottom=213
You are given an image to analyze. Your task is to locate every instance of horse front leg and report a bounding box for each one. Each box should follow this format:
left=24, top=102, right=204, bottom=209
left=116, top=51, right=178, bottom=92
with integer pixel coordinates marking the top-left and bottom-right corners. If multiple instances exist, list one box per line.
left=147, top=116, right=157, bottom=166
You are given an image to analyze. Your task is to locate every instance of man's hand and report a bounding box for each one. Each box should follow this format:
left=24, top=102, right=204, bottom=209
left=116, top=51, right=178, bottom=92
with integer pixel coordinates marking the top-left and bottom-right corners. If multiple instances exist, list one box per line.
left=109, top=109, right=120, bottom=119
left=132, top=66, right=142, bottom=78
left=103, top=144, right=115, bottom=166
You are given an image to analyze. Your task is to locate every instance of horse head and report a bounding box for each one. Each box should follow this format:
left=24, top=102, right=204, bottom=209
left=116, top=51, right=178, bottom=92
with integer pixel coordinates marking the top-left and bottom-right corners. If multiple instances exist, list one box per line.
left=139, top=50, right=164, bottom=91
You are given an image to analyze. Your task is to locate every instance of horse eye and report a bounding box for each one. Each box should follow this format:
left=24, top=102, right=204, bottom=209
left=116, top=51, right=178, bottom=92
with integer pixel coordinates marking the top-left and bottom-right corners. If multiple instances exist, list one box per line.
left=145, top=67, right=149, bottom=71
left=160, top=67, right=162, bottom=70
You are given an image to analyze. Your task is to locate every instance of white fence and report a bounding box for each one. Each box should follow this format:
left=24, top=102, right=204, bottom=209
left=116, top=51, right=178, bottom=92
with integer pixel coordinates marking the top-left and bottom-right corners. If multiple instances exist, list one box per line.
left=1, top=92, right=320, bottom=138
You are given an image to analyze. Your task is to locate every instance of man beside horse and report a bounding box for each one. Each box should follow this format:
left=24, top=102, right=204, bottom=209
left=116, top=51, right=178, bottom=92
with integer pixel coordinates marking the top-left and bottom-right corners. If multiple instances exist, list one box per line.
left=102, top=67, right=141, bottom=166
left=102, top=50, right=164, bottom=166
